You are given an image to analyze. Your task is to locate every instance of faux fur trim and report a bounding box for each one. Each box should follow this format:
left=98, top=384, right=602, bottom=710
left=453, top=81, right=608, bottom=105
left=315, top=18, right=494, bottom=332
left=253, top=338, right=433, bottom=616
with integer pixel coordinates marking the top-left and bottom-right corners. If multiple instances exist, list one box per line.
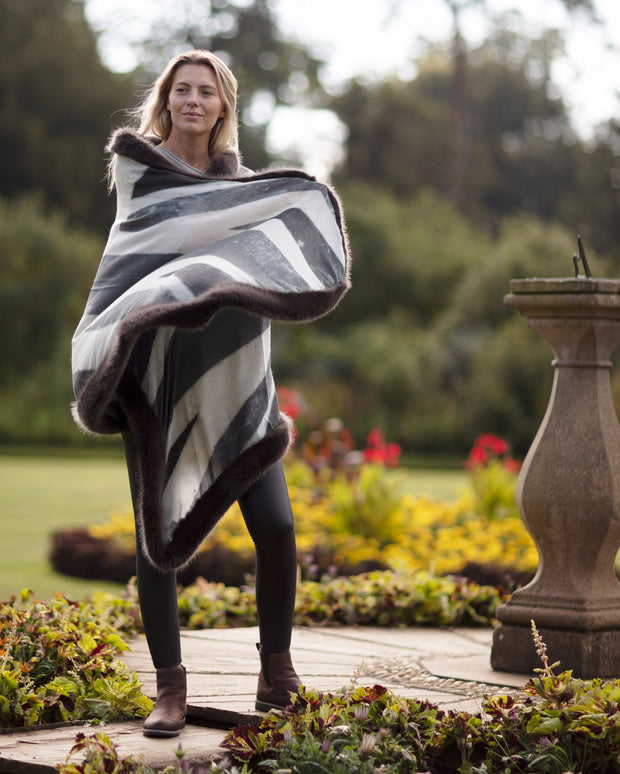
left=74, top=280, right=349, bottom=438
left=117, top=369, right=292, bottom=570
left=107, top=127, right=242, bottom=178
left=74, top=132, right=352, bottom=570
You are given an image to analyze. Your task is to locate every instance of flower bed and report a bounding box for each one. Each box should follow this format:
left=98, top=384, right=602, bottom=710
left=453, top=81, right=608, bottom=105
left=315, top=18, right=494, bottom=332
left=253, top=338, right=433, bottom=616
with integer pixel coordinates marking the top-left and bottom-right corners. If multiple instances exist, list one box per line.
left=56, top=625, right=620, bottom=773
left=50, top=432, right=538, bottom=591
left=1, top=567, right=501, bottom=732
left=0, top=590, right=150, bottom=728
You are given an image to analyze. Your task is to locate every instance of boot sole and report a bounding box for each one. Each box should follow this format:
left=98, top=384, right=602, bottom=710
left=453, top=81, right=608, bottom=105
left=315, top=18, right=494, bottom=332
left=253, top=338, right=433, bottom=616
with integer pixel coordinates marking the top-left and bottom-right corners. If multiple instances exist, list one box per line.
left=143, top=721, right=186, bottom=738
left=255, top=700, right=286, bottom=712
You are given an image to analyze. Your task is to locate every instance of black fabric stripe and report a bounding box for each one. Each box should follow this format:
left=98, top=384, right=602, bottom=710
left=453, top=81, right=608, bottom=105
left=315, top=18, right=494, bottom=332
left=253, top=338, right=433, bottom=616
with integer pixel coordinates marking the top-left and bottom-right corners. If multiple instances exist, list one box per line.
left=173, top=231, right=314, bottom=293
left=166, top=259, right=260, bottom=296
left=133, top=167, right=209, bottom=198
left=151, top=309, right=268, bottom=433
left=120, top=177, right=326, bottom=233
left=274, top=208, right=343, bottom=286
left=164, top=413, right=199, bottom=483
left=204, top=374, right=277, bottom=486
left=85, top=253, right=182, bottom=315
left=128, top=329, right=158, bottom=386
left=83, top=286, right=181, bottom=332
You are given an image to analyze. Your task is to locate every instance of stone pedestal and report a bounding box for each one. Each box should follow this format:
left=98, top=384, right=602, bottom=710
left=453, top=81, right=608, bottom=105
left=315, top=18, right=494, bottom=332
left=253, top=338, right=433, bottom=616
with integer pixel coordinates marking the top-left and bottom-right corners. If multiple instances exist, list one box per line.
left=491, top=278, right=620, bottom=679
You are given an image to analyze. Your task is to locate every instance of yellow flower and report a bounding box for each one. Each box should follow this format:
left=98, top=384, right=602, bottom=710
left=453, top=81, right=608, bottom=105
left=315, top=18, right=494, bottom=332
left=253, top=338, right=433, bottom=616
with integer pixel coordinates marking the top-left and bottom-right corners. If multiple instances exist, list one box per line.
left=87, top=462, right=537, bottom=579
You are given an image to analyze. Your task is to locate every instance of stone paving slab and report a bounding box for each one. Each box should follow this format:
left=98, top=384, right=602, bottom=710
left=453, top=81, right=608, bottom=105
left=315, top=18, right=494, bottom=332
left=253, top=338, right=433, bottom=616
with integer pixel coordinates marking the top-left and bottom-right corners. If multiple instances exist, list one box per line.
left=0, top=722, right=225, bottom=774
left=422, top=653, right=526, bottom=688
left=294, top=625, right=494, bottom=656
left=0, top=625, right=529, bottom=773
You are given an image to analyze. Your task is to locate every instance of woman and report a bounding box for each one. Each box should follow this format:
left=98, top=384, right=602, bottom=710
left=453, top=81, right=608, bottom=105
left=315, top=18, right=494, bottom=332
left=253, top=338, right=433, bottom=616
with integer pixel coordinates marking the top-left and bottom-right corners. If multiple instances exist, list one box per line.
left=71, top=50, right=350, bottom=737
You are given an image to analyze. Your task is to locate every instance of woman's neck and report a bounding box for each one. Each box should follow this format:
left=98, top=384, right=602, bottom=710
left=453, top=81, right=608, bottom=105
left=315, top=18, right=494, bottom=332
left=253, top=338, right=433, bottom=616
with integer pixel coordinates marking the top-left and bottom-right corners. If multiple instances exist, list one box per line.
left=161, top=134, right=210, bottom=171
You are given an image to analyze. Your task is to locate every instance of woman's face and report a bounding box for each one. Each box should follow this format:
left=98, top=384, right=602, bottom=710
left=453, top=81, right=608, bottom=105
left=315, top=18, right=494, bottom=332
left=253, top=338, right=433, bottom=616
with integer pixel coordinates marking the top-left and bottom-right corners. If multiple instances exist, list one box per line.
left=166, top=63, right=226, bottom=141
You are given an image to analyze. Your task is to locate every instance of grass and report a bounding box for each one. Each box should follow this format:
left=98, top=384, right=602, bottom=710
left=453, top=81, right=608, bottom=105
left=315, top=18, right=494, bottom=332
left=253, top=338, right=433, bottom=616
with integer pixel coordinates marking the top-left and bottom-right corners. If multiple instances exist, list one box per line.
left=0, top=451, right=131, bottom=602
left=0, top=451, right=467, bottom=603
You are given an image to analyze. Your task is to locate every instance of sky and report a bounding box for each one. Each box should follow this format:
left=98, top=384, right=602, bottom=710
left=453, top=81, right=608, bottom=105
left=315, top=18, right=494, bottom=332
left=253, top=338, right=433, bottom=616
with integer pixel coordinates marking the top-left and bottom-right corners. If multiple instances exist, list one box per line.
left=85, top=0, right=620, bottom=174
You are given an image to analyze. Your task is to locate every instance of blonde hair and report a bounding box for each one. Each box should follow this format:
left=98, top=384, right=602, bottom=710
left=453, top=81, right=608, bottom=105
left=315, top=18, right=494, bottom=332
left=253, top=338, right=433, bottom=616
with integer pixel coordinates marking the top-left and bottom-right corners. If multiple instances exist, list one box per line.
left=134, top=50, right=238, bottom=156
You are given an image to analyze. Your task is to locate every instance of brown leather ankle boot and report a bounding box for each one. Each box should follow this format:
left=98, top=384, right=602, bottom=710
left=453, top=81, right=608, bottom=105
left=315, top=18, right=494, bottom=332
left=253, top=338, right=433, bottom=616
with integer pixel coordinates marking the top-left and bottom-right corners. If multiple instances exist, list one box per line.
left=143, top=664, right=187, bottom=737
left=255, top=644, right=302, bottom=711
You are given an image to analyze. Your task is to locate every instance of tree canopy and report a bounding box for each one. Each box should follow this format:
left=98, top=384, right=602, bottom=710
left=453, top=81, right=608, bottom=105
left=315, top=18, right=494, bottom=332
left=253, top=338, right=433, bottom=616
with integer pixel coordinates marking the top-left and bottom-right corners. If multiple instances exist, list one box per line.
left=2, top=0, right=619, bottom=451
left=332, top=31, right=620, bottom=257
left=0, top=0, right=135, bottom=232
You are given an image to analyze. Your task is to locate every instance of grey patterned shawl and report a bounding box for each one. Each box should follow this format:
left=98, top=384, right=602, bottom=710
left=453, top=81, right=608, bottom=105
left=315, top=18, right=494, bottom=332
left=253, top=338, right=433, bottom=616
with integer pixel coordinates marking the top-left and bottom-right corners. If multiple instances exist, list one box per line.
left=71, top=129, right=350, bottom=570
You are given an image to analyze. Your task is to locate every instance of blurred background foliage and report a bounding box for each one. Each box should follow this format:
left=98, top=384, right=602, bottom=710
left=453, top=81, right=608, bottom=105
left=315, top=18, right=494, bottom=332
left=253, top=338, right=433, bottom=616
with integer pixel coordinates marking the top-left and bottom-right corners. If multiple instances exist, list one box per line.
left=0, top=0, right=618, bottom=455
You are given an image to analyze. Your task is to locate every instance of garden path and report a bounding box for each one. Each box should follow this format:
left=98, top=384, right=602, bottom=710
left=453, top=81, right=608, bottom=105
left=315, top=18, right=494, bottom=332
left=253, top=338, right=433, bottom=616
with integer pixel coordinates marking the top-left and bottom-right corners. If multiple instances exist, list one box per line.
left=0, top=625, right=528, bottom=773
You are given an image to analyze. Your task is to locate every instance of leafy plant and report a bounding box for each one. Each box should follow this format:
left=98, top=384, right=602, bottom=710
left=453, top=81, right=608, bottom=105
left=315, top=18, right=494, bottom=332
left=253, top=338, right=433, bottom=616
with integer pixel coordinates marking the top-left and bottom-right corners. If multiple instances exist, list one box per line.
left=58, top=732, right=154, bottom=774
left=291, top=570, right=501, bottom=628
left=464, top=433, right=521, bottom=521
left=80, top=458, right=535, bottom=586
left=0, top=590, right=151, bottom=728
left=218, top=636, right=620, bottom=774
left=49, top=618, right=620, bottom=773
left=176, top=570, right=502, bottom=631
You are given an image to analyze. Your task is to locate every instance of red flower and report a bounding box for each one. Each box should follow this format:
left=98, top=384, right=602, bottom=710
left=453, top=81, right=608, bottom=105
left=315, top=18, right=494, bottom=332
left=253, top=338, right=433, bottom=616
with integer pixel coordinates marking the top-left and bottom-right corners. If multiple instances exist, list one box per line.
left=277, top=386, right=301, bottom=421
left=475, top=433, right=508, bottom=456
left=366, top=428, right=383, bottom=448
left=503, top=456, right=522, bottom=474
left=465, top=446, right=488, bottom=469
left=363, top=429, right=401, bottom=468
left=465, top=433, right=520, bottom=472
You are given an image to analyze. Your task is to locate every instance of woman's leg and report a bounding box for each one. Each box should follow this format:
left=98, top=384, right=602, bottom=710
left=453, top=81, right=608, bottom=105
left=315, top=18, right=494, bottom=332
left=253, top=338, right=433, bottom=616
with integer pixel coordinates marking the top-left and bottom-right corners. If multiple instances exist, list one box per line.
left=122, top=428, right=186, bottom=736
left=238, top=461, right=298, bottom=651
left=238, top=461, right=301, bottom=710
left=122, top=429, right=181, bottom=668
left=134, top=545, right=182, bottom=668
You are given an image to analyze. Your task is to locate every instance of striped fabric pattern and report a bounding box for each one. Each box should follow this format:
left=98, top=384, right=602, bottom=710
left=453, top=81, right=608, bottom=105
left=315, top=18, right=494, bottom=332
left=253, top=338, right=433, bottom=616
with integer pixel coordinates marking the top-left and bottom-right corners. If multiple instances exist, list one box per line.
left=71, top=130, right=350, bottom=570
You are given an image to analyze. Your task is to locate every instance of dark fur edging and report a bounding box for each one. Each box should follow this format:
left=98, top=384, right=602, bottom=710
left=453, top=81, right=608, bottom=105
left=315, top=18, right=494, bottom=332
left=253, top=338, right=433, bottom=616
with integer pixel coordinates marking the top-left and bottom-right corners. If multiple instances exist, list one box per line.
left=74, top=277, right=349, bottom=436
left=107, top=128, right=351, bottom=280
left=75, top=130, right=352, bottom=570
left=107, top=128, right=242, bottom=179
left=117, top=369, right=292, bottom=571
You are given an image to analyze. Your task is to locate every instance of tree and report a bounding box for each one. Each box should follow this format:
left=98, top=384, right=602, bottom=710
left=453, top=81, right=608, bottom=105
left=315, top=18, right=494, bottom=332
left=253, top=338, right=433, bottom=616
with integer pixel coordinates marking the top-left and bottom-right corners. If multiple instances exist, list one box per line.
left=0, top=0, right=136, bottom=232
left=443, top=215, right=609, bottom=452
left=318, top=183, right=490, bottom=329
left=333, top=30, right=619, bottom=261
left=385, top=0, right=597, bottom=212
left=271, top=185, right=492, bottom=450
left=442, top=0, right=486, bottom=211
left=555, top=120, right=620, bottom=258
left=0, top=196, right=102, bottom=389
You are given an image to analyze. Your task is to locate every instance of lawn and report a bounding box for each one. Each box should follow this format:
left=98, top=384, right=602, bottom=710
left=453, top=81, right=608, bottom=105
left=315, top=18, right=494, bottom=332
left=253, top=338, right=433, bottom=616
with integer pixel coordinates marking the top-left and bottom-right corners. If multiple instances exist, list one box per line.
left=0, top=451, right=131, bottom=601
left=0, top=451, right=467, bottom=602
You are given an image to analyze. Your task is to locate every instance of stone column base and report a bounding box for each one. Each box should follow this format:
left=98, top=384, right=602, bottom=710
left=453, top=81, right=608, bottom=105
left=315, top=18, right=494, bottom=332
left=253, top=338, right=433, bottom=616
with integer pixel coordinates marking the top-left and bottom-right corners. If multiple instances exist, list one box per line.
left=491, top=623, right=620, bottom=679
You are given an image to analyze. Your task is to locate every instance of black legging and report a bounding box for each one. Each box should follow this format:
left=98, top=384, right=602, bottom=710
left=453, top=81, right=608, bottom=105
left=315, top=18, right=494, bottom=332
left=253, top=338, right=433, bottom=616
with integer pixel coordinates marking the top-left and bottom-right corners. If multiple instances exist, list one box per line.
left=123, top=431, right=297, bottom=668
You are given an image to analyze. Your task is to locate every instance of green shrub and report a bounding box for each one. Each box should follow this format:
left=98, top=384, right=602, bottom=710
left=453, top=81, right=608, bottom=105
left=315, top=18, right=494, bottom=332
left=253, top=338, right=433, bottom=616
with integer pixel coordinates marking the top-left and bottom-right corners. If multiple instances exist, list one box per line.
left=0, top=195, right=103, bottom=443
left=0, top=590, right=151, bottom=728
left=219, top=671, right=620, bottom=773
left=59, top=646, right=620, bottom=774
left=177, top=570, right=502, bottom=631
left=81, top=452, right=536, bottom=587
